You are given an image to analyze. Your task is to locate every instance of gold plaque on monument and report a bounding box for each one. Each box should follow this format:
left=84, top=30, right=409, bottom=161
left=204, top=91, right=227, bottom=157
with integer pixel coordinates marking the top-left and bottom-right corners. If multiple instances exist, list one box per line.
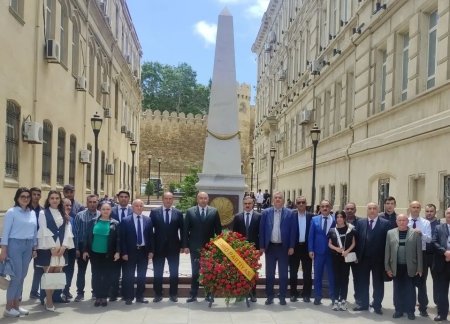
left=209, top=194, right=239, bottom=226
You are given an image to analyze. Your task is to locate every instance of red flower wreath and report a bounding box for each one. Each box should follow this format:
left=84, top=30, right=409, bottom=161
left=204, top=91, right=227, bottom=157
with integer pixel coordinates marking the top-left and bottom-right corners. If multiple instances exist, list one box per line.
left=199, top=230, right=262, bottom=302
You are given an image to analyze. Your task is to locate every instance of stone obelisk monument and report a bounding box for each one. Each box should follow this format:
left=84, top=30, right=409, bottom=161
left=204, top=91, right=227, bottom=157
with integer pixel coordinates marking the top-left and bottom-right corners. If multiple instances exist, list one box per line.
left=196, top=8, right=246, bottom=226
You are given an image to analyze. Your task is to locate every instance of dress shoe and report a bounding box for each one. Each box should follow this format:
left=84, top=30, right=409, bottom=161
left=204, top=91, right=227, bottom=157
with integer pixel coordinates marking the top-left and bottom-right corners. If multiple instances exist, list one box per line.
left=186, top=296, right=197, bottom=303
left=136, top=298, right=149, bottom=304
left=265, top=298, right=274, bottom=305
left=290, top=296, right=298, bottom=302
left=279, top=298, right=286, bottom=305
left=393, top=312, right=403, bottom=318
left=94, top=300, right=101, bottom=307
left=74, top=294, right=84, bottom=302
left=125, top=299, right=133, bottom=305
left=153, top=296, right=163, bottom=303
left=419, top=310, right=429, bottom=317
left=313, top=299, right=322, bottom=305
left=64, top=292, right=73, bottom=299
left=407, top=313, right=415, bottom=320
left=109, top=296, right=118, bottom=302
left=101, top=299, right=107, bottom=307
left=303, top=297, right=311, bottom=303
left=434, top=315, right=447, bottom=321
left=169, top=296, right=178, bottom=302
left=353, top=305, right=368, bottom=311
left=373, top=308, right=383, bottom=315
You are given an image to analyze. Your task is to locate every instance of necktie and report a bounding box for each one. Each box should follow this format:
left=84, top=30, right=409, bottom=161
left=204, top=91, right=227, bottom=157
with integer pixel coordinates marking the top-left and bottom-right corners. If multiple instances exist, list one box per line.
left=369, top=219, right=374, bottom=230
left=201, top=208, right=206, bottom=220
left=165, top=208, right=170, bottom=224
left=121, top=208, right=126, bottom=222
left=245, top=212, right=250, bottom=234
left=412, top=219, right=417, bottom=229
left=137, top=216, right=142, bottom=245
left=322, top=216, right=328, bottom=233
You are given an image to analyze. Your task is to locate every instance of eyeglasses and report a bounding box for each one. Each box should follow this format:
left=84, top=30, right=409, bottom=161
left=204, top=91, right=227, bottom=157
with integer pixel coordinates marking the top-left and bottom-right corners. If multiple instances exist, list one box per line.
left=19, top=195, right=30, bottom=199
left=296, top=201, right=306, bottom=205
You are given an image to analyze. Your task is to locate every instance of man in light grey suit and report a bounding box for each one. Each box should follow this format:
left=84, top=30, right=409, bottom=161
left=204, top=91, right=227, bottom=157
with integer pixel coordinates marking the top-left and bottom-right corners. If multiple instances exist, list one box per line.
left=385, top=214, right=423, bottom=320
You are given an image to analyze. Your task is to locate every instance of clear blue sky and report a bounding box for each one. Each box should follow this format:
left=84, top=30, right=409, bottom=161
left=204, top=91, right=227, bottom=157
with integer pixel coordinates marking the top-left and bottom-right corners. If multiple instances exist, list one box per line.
left=126, top=0, right=269, bottom=98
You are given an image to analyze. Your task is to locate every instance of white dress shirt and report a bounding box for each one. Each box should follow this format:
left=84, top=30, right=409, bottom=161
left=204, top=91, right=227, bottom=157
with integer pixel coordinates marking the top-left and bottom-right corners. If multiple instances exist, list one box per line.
left=408, top=216, right=431, bottom=251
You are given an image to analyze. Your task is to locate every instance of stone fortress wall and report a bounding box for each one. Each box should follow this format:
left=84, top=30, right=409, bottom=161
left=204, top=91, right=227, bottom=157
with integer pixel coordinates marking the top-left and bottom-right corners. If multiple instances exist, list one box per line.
left=138, top=83, right=255, bottom=192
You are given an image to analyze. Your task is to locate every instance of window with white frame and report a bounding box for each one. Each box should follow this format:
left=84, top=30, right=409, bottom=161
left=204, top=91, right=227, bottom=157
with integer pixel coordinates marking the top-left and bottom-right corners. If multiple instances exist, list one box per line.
left=340, top=0, right=349, bottom=25
left=88, top=44, right=95, bottom=94
left=57, top=128, right=66, bottom=186
left=42, top=120, right=53, bottom=185
left=71, top=19, right=80, bottom=76
left=427, top=10, right=438, bottom=89
left=5, top=100, right=20, bottom=180
left=401, top=33, right=409, bottom=101
left=59, top=1, right=69, bottom=66
left=329, top=0, right=337, bottom=37
left=10, top=0, right=24, bottom=20
left=45, top=0, right=55, bottom=39
left=380, top=49, right=387, bottom=111
left=334, top=82, right=342, bottom=133
left=345, top=72, right=354, bottom=127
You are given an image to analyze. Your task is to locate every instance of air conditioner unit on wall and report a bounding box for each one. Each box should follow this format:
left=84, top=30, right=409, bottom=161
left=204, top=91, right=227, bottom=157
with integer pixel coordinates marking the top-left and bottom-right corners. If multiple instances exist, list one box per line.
left=103, top=108, right=112, bottom=118
left=79, top=149, right=91, bottom=164
left=22, top=121, right=43, bottom=144
left=299, top=110, right=312, bottom=125
left=105, top=163, right=114, bottom=175
left=101, top=82, right=110, bottom=94
left=126, top=130, right=131, bottom=138
left=75, top=76, right=87, bottom=91
left=45, top=39, right=60, bottom=63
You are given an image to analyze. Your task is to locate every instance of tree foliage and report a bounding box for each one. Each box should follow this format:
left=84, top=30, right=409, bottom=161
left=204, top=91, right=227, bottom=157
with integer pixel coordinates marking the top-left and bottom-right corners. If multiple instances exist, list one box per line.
left=176, top=167, right=200, bottom=213
left=145, top=180, right=154, bottom=197
left=141, top=62, right=210, bottom=115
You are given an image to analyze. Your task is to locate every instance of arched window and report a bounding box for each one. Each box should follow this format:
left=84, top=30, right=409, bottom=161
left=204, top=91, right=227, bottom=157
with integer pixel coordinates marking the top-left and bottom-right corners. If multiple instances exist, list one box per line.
left=42, top=120, right=53, bottom=184
left=56, top=128, right=66, bottom=185
left=71, top=18, right=80, bottom=76
left=88, top=43, right=95, bottom=94
left=86, top=144, right=92, bottom=189
left=101, top=151, right=105, bottom=190
left=96, top=54, right=102, bottom=103
left=69, top=135, right=76, bottom=185
left=5, top=100, right=20, bottom=180
left=59, top=0, right=69, bottom=66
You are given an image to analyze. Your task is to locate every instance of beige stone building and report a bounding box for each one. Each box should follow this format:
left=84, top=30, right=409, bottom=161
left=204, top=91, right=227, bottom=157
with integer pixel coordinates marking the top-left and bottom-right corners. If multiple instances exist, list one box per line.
left=0, top=0, right=142, bottom=213
left=138, top=83, right=255, bottom=192
left=252, top=0, right=450, bottom=215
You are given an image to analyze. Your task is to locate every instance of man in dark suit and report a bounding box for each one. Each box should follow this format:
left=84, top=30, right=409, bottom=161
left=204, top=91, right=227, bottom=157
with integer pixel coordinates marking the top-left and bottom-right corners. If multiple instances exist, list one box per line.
left=150, top=192, right=184, bottom=303
left=308, top=199, right=336, bottom=306
left=353, top=202, right=390, bottom=314
left=121, top=199, right=153, bottom=305
left=432, top=207, right=450, bottom=322
left=109, top=190, right=132, bottom=301
left=344, top=202, right=360, bottom=304
left=232, top=195, right=261, bottom=302
left=379, top=196, right=397, bottom=229
left=183, top=192, right=222, bottom=303
left=260, top=191, right=296, bottom=305
left=289, top=196, right=313, bottom=302
left=424, top=203, right=439, bottom=306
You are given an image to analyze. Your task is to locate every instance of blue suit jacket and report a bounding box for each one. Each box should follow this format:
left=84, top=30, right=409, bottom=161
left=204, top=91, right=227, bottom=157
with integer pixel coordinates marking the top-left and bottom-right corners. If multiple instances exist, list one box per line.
left=112, top=205, right=133, bottom=223
left=120, top=214, right=153, bottom=256
left=259, top=207, right=296, bottom=250
left=308, top=215, right=336, bottom=255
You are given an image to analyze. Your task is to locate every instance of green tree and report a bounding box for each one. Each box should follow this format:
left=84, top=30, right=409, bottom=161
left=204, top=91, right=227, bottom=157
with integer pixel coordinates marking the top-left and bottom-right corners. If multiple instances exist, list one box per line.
left=176, top=167, right=200, bottom=213
left=145, top=180, right=154, bottom=197
left=141, top=62, right=210, bottom=115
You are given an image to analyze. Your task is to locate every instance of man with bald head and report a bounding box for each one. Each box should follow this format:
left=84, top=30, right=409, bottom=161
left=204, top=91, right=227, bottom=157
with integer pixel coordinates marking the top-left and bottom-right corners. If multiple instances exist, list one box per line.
left=183, top=192, right=222, bottom=303
left=353, top=202, right=390, bottom=314
left=407, top=201, right=431, bottom=317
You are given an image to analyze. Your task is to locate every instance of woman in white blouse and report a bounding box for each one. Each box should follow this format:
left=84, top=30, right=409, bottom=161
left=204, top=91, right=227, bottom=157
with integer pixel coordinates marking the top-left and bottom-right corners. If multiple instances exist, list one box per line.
left=36, top=190, right=74, bottom=312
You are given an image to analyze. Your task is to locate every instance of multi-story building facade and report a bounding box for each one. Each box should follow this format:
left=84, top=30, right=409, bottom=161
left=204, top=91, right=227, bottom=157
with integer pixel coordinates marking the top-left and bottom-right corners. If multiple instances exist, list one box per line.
left=252, top=0, right=450, bottom=214
left=0, top=0, right=142, bottom=212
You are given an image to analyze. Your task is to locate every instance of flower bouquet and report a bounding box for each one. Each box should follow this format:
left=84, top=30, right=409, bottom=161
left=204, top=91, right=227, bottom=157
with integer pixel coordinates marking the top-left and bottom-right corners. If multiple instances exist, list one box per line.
left=199, top=230, right=262, bottom=306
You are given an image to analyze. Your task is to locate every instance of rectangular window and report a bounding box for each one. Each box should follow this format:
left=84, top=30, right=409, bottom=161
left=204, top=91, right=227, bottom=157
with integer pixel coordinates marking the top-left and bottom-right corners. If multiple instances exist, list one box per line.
left=330, top=185, right=336, bottom=206
left=380, top=50, right=387, bottom=111
left=340, top=0, right=349, bottom=24
left=334, top=83, right=342, bottom=133
left=427, top=10, right=438, bottom=89
left=5, top=101, right=20, bottom=180
left=42, top=121, right=53, bottom=185
left=401, top=34, right=409, bottom=101
left=323, top=91, right=331, bottom=138
left=45, top=0, right=53, bottom=39
left=69, top=135, right=76, bottom=185
left=378, top=178, right=390, bottom=212
left=345, top=72, right=354, bottom=127
left=329, top=0, right=337, bottom=37
left=56, top=129, right=66, bottom=185
left=340, top=184, right=348, bottom=210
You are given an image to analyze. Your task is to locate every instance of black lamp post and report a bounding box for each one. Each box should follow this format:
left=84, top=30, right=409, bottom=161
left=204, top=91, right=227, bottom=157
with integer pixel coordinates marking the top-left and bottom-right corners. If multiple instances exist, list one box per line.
left=157, top=157, right=162, bottom=199
left=269, top=147, right=276, bottom=206
left=310, top=124, right=321, bottom=213
left=147, top=154, right=152, bottom=205
left=130, top=142, right=137, bottom=201
left=250, top=156, right=255, bottom=192
left=90, top=113, right=103, bottom=195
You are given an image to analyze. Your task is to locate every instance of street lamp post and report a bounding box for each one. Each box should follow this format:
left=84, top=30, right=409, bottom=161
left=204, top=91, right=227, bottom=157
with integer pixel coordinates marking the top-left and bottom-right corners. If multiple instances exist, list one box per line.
left=147, top=154, right=152, bottom=205
left=269, top=148, right=276, bottom=206
left=157, top=158, right=162, bottom=199
left=250, top=156, right=255, bottom=192
left=310, top=124, right=321, bottom=213
left=130, top=142, right=137, bottom=201
left=90, top=113, right=103, bottom=196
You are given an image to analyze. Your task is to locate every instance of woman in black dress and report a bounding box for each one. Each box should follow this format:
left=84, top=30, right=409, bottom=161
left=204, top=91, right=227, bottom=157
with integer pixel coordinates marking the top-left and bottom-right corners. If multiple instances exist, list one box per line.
left=328, top=210, right=356, bottom=311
